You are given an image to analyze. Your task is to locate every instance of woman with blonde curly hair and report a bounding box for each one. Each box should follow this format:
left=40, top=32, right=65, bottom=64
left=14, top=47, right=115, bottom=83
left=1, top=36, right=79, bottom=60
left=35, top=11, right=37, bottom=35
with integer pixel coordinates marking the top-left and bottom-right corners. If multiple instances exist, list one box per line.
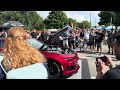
left=0, top=27, right=48, bottom=79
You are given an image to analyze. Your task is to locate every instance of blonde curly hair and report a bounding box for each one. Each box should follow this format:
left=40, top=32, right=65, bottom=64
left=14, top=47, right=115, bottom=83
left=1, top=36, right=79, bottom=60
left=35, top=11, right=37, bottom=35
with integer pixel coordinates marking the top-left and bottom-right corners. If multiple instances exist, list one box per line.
left=2, top=27, right=46, bottom=71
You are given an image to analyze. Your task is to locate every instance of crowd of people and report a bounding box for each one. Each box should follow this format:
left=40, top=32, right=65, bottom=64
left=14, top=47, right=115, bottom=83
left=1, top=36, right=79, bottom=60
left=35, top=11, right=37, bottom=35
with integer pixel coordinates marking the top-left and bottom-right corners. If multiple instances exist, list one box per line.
left=58, top=28, right=106, bottom=55
left=79, top=28, right=105, bottom=55
left=0, top=23, right=120, bottom=79
left=80, top=28, right=119, bottom=55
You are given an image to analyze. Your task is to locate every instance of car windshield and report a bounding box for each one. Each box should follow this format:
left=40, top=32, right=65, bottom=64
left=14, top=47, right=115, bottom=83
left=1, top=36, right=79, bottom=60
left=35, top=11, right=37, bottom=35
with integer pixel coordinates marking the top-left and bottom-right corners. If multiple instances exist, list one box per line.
left=26, top=38, right=46, bottom=49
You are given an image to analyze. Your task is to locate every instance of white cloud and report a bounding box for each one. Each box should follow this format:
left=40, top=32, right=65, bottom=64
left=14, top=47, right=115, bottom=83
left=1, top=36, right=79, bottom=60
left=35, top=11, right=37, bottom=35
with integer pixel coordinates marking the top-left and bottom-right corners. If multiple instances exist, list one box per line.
left=36, top=11, right=50, bottom=19
left=36, top=11, right=100, bottom=26
left=64, top=11, right=85, bottom=22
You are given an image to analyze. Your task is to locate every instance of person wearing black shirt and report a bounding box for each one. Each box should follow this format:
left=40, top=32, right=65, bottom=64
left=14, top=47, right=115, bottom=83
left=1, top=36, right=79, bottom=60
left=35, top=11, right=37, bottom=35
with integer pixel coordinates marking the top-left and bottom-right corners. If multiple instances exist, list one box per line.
left=94, top=30, right=99, bottom=51
left=95, top=29, right=105, bottom=54
left=95, top=31, right=120, bottom=79
left=31, top=29, right=38, bottom=39
left=40, top=29, right=48, bottom=43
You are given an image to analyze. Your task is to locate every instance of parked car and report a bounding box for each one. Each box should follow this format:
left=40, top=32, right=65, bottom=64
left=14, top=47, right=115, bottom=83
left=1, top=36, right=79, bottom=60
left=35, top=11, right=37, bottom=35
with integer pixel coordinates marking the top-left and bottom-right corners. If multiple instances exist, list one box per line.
left=0, top=27, right=80, bottom=79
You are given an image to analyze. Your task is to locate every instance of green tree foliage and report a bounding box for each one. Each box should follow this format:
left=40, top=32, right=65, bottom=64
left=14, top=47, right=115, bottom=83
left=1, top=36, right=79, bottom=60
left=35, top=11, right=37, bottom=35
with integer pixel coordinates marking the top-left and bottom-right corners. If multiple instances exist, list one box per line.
left=81, top=20, right=90, bottom=29
left=98, top=11, right=120, bottom=27
left=67, top=18, right=77, bottom=28
left=0, top=11, right=45, bottom=30
left=114, top=11, right=120, bottom=27
left=44, top=11, right=68, bottom=29
left=77, top=22, right=83, bottom=28
left=98, top=11, right=113, bottom=26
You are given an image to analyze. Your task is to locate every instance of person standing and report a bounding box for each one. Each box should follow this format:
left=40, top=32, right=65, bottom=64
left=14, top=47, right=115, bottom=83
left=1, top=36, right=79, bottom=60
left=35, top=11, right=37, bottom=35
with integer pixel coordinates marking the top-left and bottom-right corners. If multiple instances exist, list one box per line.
left=31, top=29, right=38, bottom=39
left=95, top=29, right=105, bottom=55
left=89, top=29, right=96, bottom=53
left=62, top=31, right=69, bottom=49
left=69, top=30, right=76, bottom=50
left=83, top=29, right=90, bottom=51
left=107, top=29, right=116, bottom=54
left=40, top=29, right=49, bottom=43
left=94, top=30, right=99, bottom=52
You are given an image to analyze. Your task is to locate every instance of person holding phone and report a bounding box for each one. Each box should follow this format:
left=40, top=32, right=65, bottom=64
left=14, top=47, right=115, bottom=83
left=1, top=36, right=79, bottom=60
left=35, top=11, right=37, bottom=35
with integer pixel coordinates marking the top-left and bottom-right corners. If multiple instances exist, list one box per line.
left=95, top=31, right=120, bottom=79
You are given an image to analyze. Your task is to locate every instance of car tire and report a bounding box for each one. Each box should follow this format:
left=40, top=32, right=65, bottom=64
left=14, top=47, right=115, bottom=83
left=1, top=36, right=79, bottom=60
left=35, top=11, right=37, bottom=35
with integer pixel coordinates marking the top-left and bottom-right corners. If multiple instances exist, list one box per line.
left=47, top=60, right=62, bottom=79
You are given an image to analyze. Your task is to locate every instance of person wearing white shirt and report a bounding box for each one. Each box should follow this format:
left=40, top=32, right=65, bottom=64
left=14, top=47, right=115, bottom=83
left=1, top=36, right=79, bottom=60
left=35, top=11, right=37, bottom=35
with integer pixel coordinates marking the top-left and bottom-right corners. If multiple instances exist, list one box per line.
left=83, top=29, right=90, bottom=51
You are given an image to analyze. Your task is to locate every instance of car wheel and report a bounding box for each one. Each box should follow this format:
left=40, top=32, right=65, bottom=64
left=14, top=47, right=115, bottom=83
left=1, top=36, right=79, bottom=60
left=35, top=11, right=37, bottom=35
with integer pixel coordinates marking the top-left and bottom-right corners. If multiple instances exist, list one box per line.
left=47, top=60, right=62, bottom=79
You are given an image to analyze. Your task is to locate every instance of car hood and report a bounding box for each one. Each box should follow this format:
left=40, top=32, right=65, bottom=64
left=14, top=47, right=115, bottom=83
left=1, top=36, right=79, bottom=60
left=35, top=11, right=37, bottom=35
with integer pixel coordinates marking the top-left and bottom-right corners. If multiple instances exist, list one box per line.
left=46, top=27, right=69, bottom=45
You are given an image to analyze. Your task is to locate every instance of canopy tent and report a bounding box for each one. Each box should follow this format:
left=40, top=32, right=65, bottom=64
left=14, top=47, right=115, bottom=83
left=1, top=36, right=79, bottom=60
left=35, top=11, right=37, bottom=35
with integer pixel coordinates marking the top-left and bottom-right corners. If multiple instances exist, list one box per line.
left=105, top=26, right=116, bottom=31
left=0, top=25, right=11, bottom=31
left=97, top=25, right=106, bottom=30
left=1, top=21, right=24, bottom=28
left=117, top=26, right=120, bottom=30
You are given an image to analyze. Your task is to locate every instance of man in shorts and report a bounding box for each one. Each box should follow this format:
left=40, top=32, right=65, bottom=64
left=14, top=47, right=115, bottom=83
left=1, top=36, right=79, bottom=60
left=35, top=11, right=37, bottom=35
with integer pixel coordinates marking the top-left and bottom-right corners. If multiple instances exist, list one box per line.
left=83, top=29, right=90, bottom=51
left=95, top=29, right=105, bottom=55
left=107, top=29, right=115, bottom=54
left=89, top=29, right=96, bottom=52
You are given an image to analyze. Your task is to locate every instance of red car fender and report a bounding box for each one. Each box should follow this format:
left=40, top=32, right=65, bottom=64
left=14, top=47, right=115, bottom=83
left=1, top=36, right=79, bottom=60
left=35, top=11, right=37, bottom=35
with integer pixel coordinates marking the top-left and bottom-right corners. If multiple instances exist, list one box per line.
left=41, top=51, right=68, bottom=66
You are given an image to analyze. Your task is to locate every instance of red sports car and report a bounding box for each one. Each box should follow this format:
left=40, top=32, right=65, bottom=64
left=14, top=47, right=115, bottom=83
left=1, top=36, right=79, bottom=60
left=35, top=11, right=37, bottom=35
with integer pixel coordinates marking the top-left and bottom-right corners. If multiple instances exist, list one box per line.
left=0, top=27, right=80, bottom=79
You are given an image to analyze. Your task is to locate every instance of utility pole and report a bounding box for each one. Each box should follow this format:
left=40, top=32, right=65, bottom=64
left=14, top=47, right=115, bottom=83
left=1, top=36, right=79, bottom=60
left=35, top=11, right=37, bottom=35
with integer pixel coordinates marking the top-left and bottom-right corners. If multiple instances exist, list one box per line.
left=90, top=11, right=91, bottom=29
left=110, top=17, right=112, bottom=25
left=95, top=18, right=96, bottom=29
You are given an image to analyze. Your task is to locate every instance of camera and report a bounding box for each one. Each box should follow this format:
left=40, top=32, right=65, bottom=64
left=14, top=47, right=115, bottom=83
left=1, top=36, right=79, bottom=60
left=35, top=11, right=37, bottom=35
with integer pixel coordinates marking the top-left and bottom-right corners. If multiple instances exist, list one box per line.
left=96, top=56, right=107, bottom=63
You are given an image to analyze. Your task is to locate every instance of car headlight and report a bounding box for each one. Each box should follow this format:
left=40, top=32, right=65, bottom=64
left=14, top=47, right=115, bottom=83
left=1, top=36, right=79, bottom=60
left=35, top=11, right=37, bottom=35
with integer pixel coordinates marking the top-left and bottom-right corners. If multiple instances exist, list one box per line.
left=66, top=57, right=73, bottom=60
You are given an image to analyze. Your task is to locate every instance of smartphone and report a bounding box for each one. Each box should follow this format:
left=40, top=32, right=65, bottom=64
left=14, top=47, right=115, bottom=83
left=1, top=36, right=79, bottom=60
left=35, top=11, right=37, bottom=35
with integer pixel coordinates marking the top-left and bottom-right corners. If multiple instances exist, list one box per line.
left=96, top=56, right=107, bottom=63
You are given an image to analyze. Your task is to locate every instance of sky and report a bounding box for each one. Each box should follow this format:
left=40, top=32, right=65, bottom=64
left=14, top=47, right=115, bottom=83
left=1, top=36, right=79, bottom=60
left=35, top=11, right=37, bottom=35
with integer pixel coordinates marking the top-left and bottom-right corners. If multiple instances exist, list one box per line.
left=36, top=11, right=100, bottom=26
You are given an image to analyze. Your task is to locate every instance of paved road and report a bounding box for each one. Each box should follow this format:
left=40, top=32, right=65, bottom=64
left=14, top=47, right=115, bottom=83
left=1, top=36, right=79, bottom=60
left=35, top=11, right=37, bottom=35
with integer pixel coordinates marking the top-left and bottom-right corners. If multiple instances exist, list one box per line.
left=67, top=45, right=120, bottom=79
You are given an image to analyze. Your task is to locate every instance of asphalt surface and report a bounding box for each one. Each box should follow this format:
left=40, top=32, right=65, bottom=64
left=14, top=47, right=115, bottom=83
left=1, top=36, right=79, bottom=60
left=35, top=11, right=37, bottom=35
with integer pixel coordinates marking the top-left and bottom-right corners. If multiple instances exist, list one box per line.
left=67, top=44, right=120, bottom=79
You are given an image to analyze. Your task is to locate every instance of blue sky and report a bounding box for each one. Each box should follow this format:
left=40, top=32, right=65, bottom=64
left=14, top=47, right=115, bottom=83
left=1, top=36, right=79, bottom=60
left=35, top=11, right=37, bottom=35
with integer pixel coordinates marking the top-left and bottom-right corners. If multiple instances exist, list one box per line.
left=36, top=11, right=100, bottom=26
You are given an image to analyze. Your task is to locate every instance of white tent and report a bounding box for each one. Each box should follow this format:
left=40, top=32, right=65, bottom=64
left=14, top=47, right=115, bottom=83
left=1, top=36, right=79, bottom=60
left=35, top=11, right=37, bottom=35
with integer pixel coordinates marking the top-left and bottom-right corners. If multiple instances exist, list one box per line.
left=105, top=26, right=116, bottom=31
left=2, top=21, right=24, bottom=28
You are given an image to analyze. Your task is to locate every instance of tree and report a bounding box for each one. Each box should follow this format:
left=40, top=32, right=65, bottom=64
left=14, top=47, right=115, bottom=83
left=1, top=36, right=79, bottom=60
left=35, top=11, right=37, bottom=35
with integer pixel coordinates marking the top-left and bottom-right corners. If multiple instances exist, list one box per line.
left=19, top=11, right=45, bottom=30
left=98, top=11, right=120, bottom=28
left=113, top=11, right=120, bottom=27
left=0, top=11, right=45, bottom=30
left=77, top=22, right=83, bottom=28
left=98, top=11, right=113, bottom=26
left=44, top=11, right=68, bottom=29
left=67, top=18, right=77, bottom=28
left=81, top=20, right=90, bottom=29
